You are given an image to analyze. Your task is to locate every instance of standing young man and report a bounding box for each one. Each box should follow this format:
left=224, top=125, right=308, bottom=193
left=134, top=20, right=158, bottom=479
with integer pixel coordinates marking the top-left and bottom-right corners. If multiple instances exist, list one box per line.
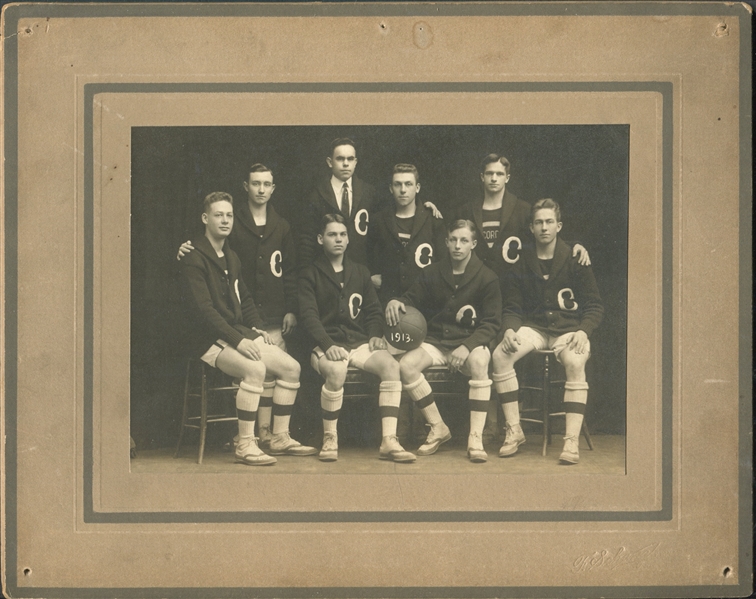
left=299, top=214, right=416, bottom=463
left=180, top=192, right=316, bottom=465
left=299, top=138, right=442, bottom=270
left=386, top=219, right=502, bottom=463
left=456, top=153, right=590, bottom=276
left=368, top=163, right=447, bottom=306
left=492, top=199, right=603, bottom=464
left=299, top=138, right=378, bottom=269
left=178, top=164, right=299, bottom=447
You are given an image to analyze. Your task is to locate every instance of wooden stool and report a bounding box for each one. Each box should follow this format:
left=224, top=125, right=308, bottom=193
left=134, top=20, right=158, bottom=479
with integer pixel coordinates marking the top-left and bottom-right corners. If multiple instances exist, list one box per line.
left=174, top=359, right=238, bottom=464
left=519, top=349, right=593, bottom=456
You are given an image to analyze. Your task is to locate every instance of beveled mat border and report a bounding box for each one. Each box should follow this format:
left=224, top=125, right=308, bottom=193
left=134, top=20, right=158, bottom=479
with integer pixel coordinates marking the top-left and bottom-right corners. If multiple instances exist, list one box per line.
left=85, top=81, right=667, bottom=524
left=2, top=3, right=751, bottom=599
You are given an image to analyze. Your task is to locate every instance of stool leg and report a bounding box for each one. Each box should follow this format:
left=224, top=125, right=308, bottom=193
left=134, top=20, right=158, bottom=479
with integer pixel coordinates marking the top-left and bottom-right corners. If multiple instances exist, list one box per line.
left=581, top=419, right=594, bottom=450
left=174, top=360, right=192, bottom=459
left=541, top=355, right=549, bottom=457
left=198, top=366, right=209, bottom=464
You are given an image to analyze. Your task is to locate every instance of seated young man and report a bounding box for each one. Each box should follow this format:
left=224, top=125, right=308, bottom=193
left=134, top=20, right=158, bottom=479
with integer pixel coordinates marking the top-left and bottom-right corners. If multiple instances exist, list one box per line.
left=177, top=164, right=299, bottom=449
left=492, top=199, right=603, bottom=464
left=180, top=192, right=316, bottom=465
left=299, top=214, right=416, bottom=463
left=386, top=219, right=502, bottom=463
left=367, top=163, right=447, bottom=306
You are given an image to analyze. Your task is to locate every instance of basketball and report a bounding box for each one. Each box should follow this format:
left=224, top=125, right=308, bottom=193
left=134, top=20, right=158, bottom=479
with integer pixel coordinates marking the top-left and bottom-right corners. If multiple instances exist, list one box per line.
left=386, top=306, right=427, bottom=351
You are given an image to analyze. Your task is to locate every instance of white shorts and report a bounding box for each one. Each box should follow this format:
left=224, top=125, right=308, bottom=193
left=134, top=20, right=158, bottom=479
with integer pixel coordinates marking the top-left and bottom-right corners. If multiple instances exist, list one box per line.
left=265, top=327, right=286, bottom=351
left=200, top=339, right=229, bottom=367
left=515, top=326, right=591, bottom=360
left=415, top=342, right=490, bottom=377
left=382, top=336, right=407, bottom=356
left=200, top=335, right=272, bottom=368
left=310, top=343, right=374, bottom=373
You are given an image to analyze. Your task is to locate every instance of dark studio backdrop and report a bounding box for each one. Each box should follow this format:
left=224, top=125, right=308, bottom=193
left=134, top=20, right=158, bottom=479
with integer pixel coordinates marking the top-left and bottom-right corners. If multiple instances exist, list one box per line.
left=130, top=125, right=628, bottom=450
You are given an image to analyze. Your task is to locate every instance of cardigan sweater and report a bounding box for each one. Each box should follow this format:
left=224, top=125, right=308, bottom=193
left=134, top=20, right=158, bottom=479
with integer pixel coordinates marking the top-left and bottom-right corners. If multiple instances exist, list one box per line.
left=229, top=201, right=298, bottom=326
left=180, top=235, right=263, bottom=357
left=400, top=252, right=502, bottom=351
left=299, top=254, right=384, bottom=351
left=367, top=203, right=447, bottom=306
left=501, top=237, right=604, bottom=337
left=455, top=190, right=532, bottom=276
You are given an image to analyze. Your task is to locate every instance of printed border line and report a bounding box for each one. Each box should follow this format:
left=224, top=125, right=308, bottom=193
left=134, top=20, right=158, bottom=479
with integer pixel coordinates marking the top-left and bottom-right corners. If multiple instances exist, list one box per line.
left=81, top=81, right=671, bottom=524
left=5, top=4, right=750, bottom=598
left=735, top=8, right=754, bottom=591
left=2, top=2, right=750, bottom=19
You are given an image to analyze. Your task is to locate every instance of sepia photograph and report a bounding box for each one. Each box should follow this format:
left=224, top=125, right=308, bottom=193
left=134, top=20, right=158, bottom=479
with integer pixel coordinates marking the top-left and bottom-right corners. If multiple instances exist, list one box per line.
left=2, top=3, right=750, bottom=598
left=129, top=125, right=628, bottom=478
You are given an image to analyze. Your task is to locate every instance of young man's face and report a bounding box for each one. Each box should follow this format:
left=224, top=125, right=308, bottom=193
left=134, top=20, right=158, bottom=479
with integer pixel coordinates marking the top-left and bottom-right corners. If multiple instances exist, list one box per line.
left=480, top=160, right=510, bottom=194
left=326, top=144, right=357, bottom=182
left=243, top=171, right=275, bottom=207
left=390, top=172, right=420, bottom=208
left=445, top=226, right=477, bottom=262
left=530, top=208, right=562, bottom=246
left=202, top=200, right=234, bottom=239
left=318, top=221, right=349, bottom=256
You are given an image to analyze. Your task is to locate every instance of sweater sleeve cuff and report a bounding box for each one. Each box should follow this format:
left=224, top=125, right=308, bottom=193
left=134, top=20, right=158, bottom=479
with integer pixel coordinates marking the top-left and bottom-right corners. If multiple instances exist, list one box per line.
left=316, top=336, right=334, bottom=352
left=502, top=317, right=522, bottom=332
left=228, top=330, right=246, bottom=348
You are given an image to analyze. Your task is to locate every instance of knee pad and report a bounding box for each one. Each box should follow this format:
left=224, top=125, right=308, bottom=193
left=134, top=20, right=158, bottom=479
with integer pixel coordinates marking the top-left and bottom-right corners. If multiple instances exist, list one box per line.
left=564, top=381, right=589, bottom=391
left=404, top=375, right=432, bottom=401
left=492, top=369, right=518, bottom=393
left=379, top=380, right=402, bottom=393
left=320, top=385, right=344, bottom=401
left=468, top=378, right=492, bottom=402
left=276, top=379, right=301, bottom=391
left=469, top=378, right=492, bottom=389
left=239, top=381, right=263, bottom=395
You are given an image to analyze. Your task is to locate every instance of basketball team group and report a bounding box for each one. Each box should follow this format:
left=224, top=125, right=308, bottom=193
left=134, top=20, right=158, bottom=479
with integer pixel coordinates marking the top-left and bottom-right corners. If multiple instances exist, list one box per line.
left=178, top=138, right=604, bottom=468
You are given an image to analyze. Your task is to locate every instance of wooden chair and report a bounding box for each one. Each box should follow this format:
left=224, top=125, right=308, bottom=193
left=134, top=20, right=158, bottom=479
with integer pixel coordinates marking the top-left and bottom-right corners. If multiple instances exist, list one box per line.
left=174, top=359, right=239, bottom=464
left=518, top=349, right=593, bottom=456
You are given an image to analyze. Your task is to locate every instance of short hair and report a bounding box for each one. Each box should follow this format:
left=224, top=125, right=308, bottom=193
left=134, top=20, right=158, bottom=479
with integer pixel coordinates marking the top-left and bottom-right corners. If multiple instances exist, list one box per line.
left=330, top=137, right=357, bottom=157
left=447, top=218, right=478, bottom=242
left=202, top=191, right=233, bottom=214
left=480, top=153, right=511, bottom=175
left=392, top=163, right=420, bottom=183
left=247, top=163, right=273, bottom=180
left=319, top=213, right=347, bottom=235
left=531, top=198, right=562, bottom=224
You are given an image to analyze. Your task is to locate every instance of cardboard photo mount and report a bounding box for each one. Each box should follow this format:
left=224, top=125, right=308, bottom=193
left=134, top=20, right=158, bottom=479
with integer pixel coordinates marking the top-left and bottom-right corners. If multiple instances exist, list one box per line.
left=1, top=3, right=752, bottom=598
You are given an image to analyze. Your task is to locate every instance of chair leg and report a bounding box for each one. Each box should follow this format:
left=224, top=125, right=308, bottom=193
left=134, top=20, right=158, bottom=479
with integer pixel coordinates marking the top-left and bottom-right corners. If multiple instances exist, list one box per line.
left=541, top=392, right=549, bottom=456
left=174, top=360, right=193, bottom=459
left=541, top=355, right=550, bottom=456
left=581, top=419, right=594, bottom=450
left=198, top=366, right=209, bottom=464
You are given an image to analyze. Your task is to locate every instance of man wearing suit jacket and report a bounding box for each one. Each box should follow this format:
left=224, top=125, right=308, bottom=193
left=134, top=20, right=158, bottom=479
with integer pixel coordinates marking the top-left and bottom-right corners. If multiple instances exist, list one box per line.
left=299, top=138, right=378, bottom=269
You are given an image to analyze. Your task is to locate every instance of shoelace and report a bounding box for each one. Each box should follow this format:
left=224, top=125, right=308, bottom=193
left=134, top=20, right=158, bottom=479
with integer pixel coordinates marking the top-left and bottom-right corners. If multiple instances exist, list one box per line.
left=468, top=431, right=484, bottom=450
left=505, top=425, right=519, bottom=440
left=238, top=438, right=262, bottom=455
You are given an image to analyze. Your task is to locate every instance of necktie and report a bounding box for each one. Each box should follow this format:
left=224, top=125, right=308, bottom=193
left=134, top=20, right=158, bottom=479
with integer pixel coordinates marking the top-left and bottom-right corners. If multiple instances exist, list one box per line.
left=341, top=182, right=349, bottom=217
